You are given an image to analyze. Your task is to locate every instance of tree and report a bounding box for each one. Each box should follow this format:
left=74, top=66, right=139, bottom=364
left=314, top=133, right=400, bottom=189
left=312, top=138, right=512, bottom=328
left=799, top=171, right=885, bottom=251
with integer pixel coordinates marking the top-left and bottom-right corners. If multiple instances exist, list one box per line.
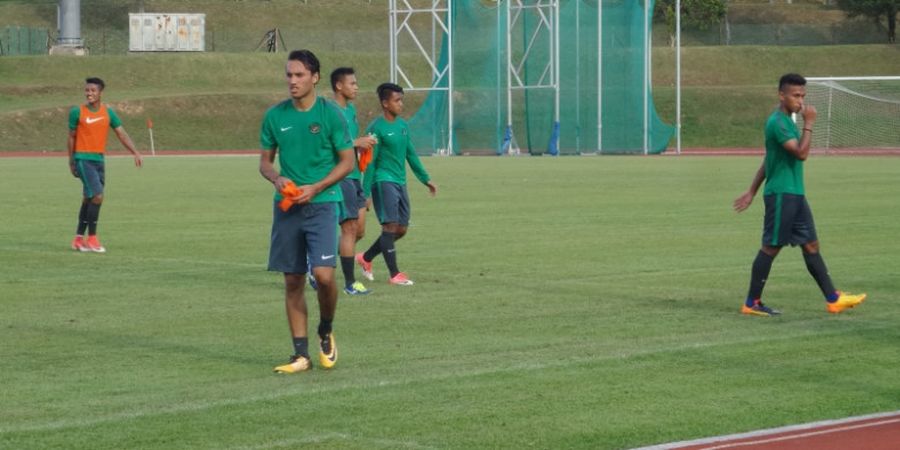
left=655, top=0, right=727, bottom=47
left=836, top=0, right=898, bottom=43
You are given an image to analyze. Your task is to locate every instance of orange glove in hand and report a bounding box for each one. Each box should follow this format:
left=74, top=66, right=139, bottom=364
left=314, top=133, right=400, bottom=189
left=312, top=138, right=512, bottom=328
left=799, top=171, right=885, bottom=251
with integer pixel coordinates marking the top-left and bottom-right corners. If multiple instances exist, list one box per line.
left=278, top=181, right=303, bottom=212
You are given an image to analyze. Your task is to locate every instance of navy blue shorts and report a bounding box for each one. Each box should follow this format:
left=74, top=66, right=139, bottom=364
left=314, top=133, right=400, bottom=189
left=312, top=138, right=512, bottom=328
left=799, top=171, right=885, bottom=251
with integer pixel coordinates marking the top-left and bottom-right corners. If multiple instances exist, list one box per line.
left=75, top=159, right=105, bottom=198
left=268, top=202, right=339, bottom=274
left=339, top=178, right=366, bottom=222
left=762, top=193, right=818, bottom=247
left=372, top=181, right=410, bottom=226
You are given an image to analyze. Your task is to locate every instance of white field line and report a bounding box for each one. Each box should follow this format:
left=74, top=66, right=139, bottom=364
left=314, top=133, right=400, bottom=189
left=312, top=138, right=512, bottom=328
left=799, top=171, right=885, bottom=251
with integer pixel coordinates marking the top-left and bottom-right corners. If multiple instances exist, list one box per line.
left=0, top=329, right=880, bottom=435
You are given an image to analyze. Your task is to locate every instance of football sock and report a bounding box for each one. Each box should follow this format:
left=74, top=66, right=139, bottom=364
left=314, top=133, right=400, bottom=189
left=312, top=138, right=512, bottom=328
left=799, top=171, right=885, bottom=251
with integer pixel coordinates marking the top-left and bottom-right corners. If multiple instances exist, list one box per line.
left=803, top=251, right=838, bottom=302
left=746, top=250, right=774, bottom=306
left=363, top=240, right=381, bottom=262
left=318, top=319, right=333, bottom=339
left=86, top=202, right=102, bottom=235
left=292, top=337, right=309, bottom=358
left=379, top=231, right=400, bottom=277
left=76, top=202, right=89, bottom=235
left=340, top=256, right=355, bottom=286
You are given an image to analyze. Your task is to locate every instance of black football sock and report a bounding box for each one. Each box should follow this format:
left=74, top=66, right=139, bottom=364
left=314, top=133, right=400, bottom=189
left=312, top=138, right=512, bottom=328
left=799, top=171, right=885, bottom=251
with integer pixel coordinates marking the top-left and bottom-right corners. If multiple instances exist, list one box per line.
left=292, top=337, right=309, bottom=358
left=340, top=256, right=356, bottom=287
left=86, top=202, right=102, bottom=235
left=379, top=231, right=400, bottom=277
left=363, top=239, right=381, bottom=262
left=76, top=202, right=89, bottom=235
left=318, top=319, right=333, bottom=339
left=746, top=250, right=775, bottom=306
left=803, top=251, right=838, bottom=301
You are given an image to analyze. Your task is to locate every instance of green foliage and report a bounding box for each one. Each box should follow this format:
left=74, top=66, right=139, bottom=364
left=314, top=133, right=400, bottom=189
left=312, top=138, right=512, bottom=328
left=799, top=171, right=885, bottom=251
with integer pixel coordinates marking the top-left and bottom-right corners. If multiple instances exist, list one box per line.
left=656, top=0, right=727, bottom=45
left=1, top=156, right=899, bottom=448
left=835, top=0, right=899, bottom=42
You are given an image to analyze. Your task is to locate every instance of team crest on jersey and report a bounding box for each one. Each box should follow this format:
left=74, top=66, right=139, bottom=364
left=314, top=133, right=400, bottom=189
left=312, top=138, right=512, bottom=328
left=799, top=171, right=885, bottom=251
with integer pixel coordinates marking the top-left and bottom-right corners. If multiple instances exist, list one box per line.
left=309, top=123, right=322, bottom=134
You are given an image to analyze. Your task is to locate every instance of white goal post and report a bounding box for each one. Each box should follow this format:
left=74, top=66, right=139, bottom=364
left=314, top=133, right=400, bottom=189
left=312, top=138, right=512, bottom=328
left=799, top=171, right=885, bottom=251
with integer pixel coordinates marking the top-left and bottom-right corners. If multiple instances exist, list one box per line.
left=805, top=76, right=900, bottom=152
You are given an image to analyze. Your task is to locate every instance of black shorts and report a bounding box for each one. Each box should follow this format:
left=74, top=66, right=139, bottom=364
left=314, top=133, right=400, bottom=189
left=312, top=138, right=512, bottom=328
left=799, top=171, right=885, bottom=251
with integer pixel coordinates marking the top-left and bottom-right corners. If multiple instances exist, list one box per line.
left=372, top=181, right=410, bottom=226
left=75, top=159, right=105, bottom=198
left=762, top=193, right=818, bottom=247
left=338, top=178, right=366, bottom=222
left=268, top=202, right=339, bottom=274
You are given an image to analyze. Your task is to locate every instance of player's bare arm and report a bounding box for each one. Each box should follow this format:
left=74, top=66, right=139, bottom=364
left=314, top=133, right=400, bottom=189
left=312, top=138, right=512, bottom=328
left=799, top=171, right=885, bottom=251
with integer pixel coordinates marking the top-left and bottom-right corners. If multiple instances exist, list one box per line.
left=259, top=148, right=291, bottom=191
left=782, top=104, right=816, bottom=161
left=113, top=126, right=143, bottom=167
left=67, top=129, right=78, bottom=177
left=734, top=160, right=766, bottom=213
left=425, top=181, right=437, bottom=197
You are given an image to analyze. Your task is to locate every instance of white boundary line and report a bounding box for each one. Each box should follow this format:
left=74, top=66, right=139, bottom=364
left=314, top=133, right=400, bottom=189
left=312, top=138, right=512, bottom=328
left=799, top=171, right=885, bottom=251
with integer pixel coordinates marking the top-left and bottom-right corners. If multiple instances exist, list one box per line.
left=632, top=410, right=900, bottom=450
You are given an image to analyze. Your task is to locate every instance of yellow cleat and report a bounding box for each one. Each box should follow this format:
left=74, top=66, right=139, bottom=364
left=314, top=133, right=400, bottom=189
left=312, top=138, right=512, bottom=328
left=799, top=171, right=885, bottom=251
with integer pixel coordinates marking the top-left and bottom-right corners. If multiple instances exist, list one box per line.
left=319, top=333, right=337, bottom=369
left=274, top=355, right=311, bottom=373
left=827, top=291, right=867, bottom=314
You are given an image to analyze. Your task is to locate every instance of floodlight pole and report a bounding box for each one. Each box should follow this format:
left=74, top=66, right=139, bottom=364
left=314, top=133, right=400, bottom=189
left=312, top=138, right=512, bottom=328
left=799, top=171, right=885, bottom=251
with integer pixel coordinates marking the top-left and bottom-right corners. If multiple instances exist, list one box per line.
left=643, top=0, right=650, bottom=155
left=676, top=0, right=682, bottom=154
left=597, top=0, right=603, bottom=154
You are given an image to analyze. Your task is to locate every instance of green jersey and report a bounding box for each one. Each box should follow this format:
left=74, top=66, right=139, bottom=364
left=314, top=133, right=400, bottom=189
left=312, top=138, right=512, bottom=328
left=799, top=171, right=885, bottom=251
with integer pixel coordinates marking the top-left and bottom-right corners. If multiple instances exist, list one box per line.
left=362, top=116, right=430, bottom=196
left=763, top=109, right=804, bottom=196
left=329, top=99, right=362, bottom=180
left=260, top=97, right=353, bottom=203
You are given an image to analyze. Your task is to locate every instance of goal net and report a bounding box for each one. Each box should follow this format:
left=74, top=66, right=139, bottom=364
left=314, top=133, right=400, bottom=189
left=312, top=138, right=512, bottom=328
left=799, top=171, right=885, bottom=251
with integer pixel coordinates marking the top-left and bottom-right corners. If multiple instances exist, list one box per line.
left=805, top=76, right=900, bottom=152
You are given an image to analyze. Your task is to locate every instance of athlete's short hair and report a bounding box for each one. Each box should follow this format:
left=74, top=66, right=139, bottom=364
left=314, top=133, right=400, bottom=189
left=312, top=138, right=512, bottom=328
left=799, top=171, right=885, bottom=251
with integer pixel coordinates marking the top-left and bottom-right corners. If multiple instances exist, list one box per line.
left=330, top=67, right=355, bottom=92
left=779, top=73, right=806, bottom=92
left=377, top=82, right=403, bottom=103
left=85, top=77, right=105, bottom=91
left=288, top=49, right=320, bottom=75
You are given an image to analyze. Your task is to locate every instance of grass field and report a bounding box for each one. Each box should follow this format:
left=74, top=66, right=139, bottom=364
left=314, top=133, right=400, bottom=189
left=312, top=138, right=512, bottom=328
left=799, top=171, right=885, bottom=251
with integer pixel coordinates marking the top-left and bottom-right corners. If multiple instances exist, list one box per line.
left=1, top=155, right=898, bottom=449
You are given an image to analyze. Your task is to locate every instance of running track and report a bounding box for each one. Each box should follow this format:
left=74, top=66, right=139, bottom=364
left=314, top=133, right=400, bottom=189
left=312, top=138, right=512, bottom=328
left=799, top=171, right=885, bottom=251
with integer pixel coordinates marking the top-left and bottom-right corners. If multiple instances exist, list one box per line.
left=634, top=411, right=900, bottom=450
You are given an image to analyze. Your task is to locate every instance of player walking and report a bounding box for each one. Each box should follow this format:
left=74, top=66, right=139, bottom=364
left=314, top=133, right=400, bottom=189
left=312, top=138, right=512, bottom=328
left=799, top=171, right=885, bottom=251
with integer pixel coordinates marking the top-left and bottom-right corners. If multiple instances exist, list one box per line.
left=733, top=73, right=866, bottom=316
left=357, top=83, right=437, bottom=286
left=68, top=77, right=143, bottom=253
left=260, top=50, right=355, bottom=373
left=329, top=67, right=378, bottom=296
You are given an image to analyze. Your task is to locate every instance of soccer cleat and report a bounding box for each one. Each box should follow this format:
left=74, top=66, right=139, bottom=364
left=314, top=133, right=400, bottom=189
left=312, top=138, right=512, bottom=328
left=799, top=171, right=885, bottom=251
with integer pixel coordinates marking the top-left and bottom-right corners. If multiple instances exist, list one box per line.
left=344, top=281, right=371, bottom=296
left=273, top=355, right=311, bottom=373
left=827, top=291, right=867, bottom=314
left=85, top=235, right=106, bottom=253
left=319, top=333, right=337, bottom=369
left=389, top=272, right=414, bottom=286
left=741, top=301, right=781, bottom=317
left=308, top=274, right=318, bottom=291
left=355, top=252, right=374, bottom=281
left=71, top=235, right=87, bottom=252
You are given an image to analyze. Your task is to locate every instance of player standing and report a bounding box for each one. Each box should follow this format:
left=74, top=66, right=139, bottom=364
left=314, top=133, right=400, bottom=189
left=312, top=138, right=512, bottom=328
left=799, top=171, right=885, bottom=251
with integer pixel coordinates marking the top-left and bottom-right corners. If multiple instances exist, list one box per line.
left=733, top=73, right=866, bottom=316
left=357, top=83, right=437, bottom=286
left=329, top=67, right=378, bottom=296
left=68, top=77, right=143, bottom=253
left=260, top=50, right=355, bottom=373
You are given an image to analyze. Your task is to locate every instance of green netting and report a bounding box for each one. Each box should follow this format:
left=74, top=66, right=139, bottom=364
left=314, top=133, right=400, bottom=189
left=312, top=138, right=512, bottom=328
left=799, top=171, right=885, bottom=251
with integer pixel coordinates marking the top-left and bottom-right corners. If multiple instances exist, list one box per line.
left=409, top=0, right=674, bottom=155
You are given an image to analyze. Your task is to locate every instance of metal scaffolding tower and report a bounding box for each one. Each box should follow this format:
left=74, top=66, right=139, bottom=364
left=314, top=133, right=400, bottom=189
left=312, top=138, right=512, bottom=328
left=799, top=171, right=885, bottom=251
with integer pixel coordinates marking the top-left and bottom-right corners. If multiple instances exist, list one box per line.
left=388, top=0, right=453, bottom=154
left=503, top=0, right=559, bottom=155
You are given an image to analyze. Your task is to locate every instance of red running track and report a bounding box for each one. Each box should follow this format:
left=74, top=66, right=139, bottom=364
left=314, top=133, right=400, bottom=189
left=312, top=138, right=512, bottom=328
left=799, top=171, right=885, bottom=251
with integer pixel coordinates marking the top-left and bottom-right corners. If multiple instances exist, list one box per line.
left=635, top=411, right=900, bottom=450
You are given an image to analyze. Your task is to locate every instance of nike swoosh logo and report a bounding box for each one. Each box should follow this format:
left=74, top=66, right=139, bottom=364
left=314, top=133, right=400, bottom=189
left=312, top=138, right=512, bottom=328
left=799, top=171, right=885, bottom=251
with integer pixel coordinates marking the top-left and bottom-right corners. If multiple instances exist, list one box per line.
left=321, top=254, right=335, bottom=260
left=86, top=117, right=104, bottom=124
left=386, top=132, right=395, bottom=136
left=281, top=126, right=293, bottom=132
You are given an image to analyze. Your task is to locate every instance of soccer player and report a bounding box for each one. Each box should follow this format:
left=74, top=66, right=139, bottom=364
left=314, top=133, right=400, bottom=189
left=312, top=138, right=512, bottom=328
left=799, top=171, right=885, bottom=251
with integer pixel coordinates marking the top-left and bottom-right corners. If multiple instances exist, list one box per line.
left=68, top=77, right=143, bottom=253
left=357, top=83, right=437, bottom=286
left=329, top=67, right=378, bottom=296
left=733, top=73, right=866, bottom=316
left=259, top=50, right=355, bottom=373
